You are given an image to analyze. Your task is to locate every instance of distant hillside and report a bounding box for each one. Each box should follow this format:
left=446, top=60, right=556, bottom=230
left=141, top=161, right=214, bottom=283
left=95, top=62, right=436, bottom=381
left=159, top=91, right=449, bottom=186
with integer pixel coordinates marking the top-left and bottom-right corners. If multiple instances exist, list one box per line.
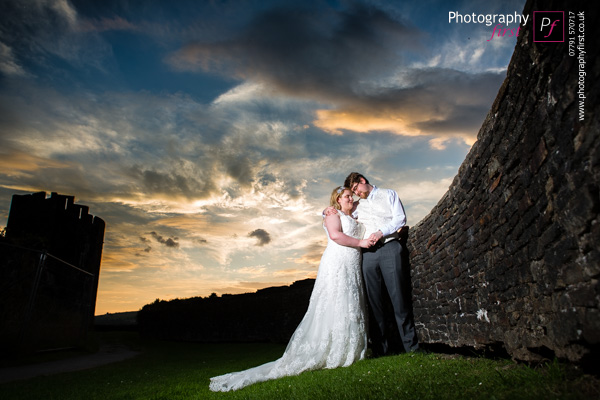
left=95, top=311, right=138, bottom=327
left=137, top=279, right=316, bottom=343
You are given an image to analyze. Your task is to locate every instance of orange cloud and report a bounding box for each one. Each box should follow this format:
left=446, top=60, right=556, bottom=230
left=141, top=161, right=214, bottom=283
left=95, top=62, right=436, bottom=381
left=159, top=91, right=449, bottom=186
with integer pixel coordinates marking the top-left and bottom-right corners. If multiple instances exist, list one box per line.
left=314, top=109, right=413, bottom=136
left=313, top=108, right=477, bottom=149
left=0, top=150, right=70, bottom=174
left=290, top=240, right=325, bottom=267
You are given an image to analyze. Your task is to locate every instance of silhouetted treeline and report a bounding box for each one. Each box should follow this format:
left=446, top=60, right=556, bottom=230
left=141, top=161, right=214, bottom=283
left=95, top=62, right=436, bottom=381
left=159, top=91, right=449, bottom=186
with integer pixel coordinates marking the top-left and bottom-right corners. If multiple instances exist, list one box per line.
left=137, top=279, right=315, bottom=343
left=94, top=311, right=139, bottom=332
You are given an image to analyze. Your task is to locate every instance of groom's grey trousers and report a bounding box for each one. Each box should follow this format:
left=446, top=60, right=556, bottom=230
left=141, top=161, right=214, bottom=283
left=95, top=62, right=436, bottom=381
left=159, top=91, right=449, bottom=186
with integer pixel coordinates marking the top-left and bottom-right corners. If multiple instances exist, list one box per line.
left=362, top=239, right=418, bottom=354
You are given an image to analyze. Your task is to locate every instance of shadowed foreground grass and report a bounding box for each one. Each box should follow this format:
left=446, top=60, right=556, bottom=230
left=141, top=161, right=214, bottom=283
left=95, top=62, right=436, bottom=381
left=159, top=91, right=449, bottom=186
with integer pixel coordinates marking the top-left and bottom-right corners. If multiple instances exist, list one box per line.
left=1, top=332, right=597, bottom=399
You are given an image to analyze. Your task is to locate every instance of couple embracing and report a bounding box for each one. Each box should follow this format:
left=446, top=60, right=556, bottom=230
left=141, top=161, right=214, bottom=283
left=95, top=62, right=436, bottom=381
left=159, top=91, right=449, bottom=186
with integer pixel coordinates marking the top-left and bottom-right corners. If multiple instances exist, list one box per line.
left=210, top=172, right=419, bottom=392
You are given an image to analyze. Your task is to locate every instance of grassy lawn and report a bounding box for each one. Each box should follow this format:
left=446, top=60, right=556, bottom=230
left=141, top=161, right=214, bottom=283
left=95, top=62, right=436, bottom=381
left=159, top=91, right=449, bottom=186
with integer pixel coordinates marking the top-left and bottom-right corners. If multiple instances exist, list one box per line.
left=0, top=331, right=597, bottom=399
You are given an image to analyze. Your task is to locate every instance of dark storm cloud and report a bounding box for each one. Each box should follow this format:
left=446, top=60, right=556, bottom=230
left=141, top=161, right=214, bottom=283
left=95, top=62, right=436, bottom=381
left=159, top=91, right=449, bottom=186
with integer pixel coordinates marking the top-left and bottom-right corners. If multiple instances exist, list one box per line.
left=353, top=69, right=503, bottom=111
left=140, top=169, right=193, bottom=196
left=169, top=3, right=421, bottom=98
left=217, top=151, right=256, bottom=187
left=347, top=68, right=506, bottom=136
left=150, top=231, right=179, bottom=248
left=412, top=105, right=492, bottom=134
left=248, top=229, right=271, bottom=246
left=168, top=2, right=504, bottom=138
left=127, top=147, right=259, bottom=199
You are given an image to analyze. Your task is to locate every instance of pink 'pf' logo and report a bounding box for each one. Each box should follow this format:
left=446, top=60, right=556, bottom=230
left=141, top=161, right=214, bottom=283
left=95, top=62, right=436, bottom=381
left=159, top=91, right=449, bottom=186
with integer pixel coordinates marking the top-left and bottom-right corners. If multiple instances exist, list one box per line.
left=533, top=11, right=564, bottom=42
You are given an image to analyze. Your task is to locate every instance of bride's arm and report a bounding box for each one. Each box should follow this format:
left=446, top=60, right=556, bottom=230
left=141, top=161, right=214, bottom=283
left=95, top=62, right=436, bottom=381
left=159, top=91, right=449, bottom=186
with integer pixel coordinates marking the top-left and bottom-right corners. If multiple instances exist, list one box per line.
left=324, top=214, right=371, bottom=248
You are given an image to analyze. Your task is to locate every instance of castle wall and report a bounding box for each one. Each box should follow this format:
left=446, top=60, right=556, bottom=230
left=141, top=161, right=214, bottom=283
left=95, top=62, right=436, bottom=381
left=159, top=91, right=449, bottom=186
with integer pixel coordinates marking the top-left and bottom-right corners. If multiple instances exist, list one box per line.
left=1, top=192, right=105, bottom=353
left=408, top=0, right=599, bottom=362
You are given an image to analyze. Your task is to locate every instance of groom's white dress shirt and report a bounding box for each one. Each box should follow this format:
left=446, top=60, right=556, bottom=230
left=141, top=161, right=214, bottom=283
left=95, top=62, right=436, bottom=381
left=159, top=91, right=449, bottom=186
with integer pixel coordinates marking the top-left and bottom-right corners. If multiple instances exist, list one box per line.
left=353, top=185, right=406, bottom=243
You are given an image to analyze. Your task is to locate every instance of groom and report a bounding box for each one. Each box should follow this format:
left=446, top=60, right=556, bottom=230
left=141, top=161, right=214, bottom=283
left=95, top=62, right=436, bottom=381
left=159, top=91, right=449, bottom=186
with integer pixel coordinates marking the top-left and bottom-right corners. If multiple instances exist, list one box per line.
left=342, top=172, right=419, bottom=356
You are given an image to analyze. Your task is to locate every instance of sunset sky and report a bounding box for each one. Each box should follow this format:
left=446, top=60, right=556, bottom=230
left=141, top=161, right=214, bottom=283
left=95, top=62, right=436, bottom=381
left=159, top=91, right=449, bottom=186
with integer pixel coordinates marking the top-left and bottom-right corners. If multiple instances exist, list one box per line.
left=0, top=0, right=525, bottom=314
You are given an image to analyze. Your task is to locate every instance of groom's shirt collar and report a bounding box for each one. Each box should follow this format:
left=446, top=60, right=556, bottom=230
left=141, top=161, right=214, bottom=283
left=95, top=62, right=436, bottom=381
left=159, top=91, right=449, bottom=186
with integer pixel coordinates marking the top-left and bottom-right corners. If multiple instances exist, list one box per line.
left=367, top=185, right=379, bottom=200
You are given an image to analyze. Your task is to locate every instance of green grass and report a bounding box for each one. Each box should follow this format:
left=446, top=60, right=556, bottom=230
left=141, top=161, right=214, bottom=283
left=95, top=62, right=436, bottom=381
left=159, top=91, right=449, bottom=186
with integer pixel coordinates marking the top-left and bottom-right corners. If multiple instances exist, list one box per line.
left=1, top=332, right=597, bottom=399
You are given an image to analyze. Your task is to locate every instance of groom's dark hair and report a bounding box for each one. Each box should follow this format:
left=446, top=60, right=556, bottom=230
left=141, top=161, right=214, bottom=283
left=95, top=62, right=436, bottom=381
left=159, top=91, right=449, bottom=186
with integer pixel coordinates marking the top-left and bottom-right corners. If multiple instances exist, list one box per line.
left=344, top=172, right=369, bottom=188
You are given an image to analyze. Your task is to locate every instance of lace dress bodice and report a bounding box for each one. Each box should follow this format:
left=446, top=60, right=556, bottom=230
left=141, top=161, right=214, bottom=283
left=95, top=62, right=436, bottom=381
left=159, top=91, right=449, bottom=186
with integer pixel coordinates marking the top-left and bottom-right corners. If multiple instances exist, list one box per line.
left=325, top=209, right=365, bottom=243
left=209, top=211, right=367, bottom=392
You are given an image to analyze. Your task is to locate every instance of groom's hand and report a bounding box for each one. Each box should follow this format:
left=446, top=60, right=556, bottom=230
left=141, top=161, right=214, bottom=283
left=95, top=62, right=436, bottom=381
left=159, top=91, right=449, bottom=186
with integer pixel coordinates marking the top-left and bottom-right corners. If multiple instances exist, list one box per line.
left=322, top=206, right=337, bottom=217
left=368, top=230, right=383, bottom=242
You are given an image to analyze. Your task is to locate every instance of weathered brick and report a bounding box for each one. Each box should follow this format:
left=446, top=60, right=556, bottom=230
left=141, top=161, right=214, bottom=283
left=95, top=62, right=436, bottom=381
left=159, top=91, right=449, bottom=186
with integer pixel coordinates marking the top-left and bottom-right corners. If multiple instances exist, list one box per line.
left=407, top=0, right=599, bottom=363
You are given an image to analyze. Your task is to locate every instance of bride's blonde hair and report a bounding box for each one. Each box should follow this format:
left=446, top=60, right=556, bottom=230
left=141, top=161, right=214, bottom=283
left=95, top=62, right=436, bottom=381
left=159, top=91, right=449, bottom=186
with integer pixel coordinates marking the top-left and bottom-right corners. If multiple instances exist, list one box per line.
left=330, top=186, right=349, bottom=210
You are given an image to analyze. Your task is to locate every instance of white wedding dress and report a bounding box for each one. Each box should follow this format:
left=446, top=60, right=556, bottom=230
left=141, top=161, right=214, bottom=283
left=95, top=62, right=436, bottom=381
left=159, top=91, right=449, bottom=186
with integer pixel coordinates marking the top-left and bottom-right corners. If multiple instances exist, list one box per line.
left=209, top=211, right=367, bottom=392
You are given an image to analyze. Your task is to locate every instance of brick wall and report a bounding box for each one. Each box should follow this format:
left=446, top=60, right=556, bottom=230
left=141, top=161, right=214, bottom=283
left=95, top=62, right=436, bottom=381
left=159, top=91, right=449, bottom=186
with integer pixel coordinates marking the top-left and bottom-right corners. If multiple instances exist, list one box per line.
left=408, top=0, right=598, bottom=362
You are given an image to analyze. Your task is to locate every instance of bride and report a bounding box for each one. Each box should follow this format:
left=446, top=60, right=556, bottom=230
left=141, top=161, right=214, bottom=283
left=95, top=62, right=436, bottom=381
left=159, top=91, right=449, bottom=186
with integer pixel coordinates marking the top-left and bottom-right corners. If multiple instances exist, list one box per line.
left=209, top=186, right=374, bottom=392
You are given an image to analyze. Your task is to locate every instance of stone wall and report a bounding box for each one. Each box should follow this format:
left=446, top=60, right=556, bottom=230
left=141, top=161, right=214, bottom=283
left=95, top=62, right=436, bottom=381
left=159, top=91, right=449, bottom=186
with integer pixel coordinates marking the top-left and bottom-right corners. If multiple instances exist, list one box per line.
left=0, top=192, right=105, bottom=354
left=408, top=0, right=598, bottom=363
